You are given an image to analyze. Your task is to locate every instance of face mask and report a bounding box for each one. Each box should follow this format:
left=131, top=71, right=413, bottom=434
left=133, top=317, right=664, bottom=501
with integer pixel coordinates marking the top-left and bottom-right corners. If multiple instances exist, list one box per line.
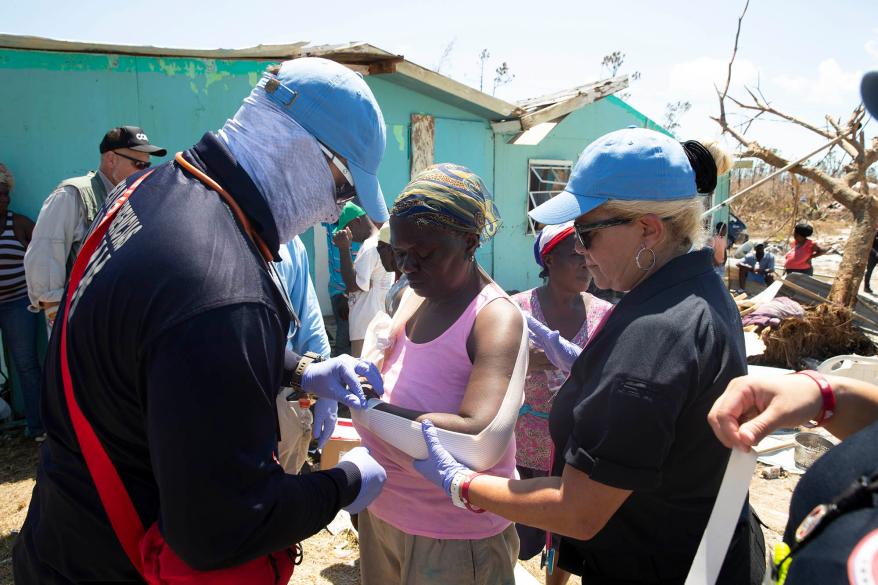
left=219, top=88, right=340, bottom=243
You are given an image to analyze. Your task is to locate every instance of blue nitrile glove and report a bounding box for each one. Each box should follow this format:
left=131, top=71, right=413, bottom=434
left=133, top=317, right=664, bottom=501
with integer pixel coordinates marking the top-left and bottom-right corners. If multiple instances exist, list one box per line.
left=412, top=420, right=472, bottom=496
left=525, top=313, right=581, bottom=374
left=301, top=355, right=384, bottom=409
left=312, top=398, right=337, bottom=449
left=339, top=446, right=387, bottom=514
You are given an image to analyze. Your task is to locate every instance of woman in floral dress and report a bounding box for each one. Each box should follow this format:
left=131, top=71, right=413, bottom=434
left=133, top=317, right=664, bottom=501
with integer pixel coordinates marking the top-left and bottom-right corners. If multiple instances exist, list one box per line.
left=511, top=221, right=612, bottom=585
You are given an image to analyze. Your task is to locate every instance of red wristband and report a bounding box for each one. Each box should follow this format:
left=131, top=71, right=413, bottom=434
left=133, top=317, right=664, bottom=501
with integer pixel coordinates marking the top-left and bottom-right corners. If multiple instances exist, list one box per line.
left=461, top=473, right=486, bottom=514
left=796, top=370, right=835, bottom=427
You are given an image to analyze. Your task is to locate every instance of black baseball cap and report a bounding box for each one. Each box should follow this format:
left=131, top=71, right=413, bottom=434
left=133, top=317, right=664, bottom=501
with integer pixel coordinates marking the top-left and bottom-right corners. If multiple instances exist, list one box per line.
left=862, top=71, right=878, bottom=118
left=99, top=126, right=166, bottom=156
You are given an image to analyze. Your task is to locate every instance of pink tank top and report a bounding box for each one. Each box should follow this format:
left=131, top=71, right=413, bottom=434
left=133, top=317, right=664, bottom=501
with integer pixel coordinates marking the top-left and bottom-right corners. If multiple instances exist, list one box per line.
left=356, top=283, right=517, bottom=539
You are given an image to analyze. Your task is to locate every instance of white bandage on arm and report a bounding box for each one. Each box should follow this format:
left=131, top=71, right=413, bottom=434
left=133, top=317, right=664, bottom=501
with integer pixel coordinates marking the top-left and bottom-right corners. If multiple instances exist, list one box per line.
left=352, top=312, right=528, bottom=471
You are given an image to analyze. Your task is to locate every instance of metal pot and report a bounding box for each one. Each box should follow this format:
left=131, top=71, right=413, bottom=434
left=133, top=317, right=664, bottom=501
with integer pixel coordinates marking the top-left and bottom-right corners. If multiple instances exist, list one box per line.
left=794, top=432, right=834, bottom=470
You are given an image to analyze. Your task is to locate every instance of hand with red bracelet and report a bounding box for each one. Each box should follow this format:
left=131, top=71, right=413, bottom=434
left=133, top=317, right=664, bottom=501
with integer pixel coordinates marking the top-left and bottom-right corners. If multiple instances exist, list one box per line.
left=708, top=372, right=830, bottom=451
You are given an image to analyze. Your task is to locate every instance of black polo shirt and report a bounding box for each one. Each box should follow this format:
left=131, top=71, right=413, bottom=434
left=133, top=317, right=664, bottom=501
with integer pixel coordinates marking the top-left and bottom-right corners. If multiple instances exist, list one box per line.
left=13, top=133, right=360, bottom=584
left=781, top=420, right=878, bottom=584
left=549, top=249, right=757, bottom=584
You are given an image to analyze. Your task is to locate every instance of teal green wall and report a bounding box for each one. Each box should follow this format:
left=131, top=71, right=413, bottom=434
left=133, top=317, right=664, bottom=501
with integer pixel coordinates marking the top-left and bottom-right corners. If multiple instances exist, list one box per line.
left=491, top=96, right=665, bottom=292
left=0, top=47, right=662, bottom=295
left=0, top=49, right=273, bottom=222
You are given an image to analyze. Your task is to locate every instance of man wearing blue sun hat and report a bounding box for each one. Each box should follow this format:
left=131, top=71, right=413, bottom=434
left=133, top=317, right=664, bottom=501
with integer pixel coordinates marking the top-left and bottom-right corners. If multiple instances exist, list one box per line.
left=14, top=58, right=388, bottom=583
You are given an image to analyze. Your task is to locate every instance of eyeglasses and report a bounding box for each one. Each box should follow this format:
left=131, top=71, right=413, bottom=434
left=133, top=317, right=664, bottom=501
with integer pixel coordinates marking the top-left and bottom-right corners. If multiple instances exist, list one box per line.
left=113, top=151, right=151, bottom=170
left=317, top=143, right=357, bottom=204
left=574, top=215, right=673, bottom=250
left=573, top=217, right=633, bottom=250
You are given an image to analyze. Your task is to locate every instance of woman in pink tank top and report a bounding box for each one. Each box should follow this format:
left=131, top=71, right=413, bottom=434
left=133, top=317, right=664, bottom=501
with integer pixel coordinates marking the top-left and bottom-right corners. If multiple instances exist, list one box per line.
left=353, top=164, right=523, bottom=585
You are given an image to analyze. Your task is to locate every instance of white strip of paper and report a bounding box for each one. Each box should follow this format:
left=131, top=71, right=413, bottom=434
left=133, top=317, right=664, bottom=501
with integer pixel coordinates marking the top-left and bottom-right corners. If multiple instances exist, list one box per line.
left=684, top=448, right=759, bottom=585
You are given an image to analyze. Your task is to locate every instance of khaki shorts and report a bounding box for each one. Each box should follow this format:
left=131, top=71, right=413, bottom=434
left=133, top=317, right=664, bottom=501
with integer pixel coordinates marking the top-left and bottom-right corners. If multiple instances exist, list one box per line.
left=276, top=391, right=313, bottom=474
left=358, top=508, right=519, bottom=585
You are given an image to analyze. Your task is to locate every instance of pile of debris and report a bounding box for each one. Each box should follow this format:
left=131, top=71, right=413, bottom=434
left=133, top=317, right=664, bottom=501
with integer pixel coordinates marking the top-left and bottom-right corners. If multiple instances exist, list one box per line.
left=751, top=303, right=875, bottom=369
left=734, top=272, right=878, bottom=369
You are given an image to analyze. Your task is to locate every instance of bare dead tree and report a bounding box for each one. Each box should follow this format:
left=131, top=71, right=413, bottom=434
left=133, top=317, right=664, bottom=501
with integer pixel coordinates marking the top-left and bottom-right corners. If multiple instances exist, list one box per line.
left=713, top=0, right=878, bottom=307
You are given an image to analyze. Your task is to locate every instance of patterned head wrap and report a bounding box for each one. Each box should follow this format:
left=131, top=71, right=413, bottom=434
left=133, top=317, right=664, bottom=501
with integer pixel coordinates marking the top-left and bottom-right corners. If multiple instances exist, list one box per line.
left=533, top=221, right=575, bottom=267
left=390, top=163, right=501, bottom=241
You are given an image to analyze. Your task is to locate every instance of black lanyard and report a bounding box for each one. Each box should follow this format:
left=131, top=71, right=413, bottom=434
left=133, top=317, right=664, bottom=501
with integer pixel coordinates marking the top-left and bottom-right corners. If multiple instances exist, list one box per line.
left=772, top=469, right=878, bottom=580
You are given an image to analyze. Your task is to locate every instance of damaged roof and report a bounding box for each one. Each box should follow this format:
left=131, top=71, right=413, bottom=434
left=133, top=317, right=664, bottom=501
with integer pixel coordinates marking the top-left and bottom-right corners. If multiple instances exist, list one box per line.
left=0, top=34, right=628, bottom=129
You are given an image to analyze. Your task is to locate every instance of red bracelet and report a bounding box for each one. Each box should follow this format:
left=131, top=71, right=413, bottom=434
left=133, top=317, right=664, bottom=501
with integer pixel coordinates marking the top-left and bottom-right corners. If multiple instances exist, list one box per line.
left=461, top=473, right=486, bottom=514
left=796, top=370, right=835, bottom=427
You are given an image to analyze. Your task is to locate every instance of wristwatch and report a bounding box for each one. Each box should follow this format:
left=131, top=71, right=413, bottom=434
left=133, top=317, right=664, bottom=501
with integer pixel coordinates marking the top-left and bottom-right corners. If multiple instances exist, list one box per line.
left=288, top=351, right=324, bottom=390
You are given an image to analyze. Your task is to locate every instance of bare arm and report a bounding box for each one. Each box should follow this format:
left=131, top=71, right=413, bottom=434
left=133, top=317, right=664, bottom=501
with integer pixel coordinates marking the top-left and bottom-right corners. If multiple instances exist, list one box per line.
left=708, top=373, right=878, bottom=450
left=465, top=462, right=631, bottom=541
left=332, top=228, right=362, bottom=293
left=13, top=213, right=35, bottom=248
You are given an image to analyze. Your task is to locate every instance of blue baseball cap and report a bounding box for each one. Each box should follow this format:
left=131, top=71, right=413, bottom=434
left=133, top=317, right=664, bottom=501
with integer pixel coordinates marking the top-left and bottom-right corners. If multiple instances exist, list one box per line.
left=258, top=57, right=389, bottom=222
left=862, top=71, right=878, bottom=118
left=529, top=127, right=697, bottom=225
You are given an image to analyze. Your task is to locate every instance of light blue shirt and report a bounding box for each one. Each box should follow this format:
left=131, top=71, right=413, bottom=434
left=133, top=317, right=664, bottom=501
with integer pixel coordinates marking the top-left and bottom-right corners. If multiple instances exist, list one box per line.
left=275, top=237, right=331, bottom=358
left=740, top=251, right=775, bottom=273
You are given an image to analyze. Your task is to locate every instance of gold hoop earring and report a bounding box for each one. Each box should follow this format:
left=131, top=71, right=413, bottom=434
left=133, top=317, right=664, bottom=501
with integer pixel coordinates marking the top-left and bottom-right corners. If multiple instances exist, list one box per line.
left=635, top=244, right=656, bottom=272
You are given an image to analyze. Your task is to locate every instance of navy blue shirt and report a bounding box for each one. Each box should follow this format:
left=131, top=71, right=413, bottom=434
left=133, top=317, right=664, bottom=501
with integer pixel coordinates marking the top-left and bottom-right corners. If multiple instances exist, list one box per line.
left=549, top=249, right=760, bottom=584
left=14, top=133, right=360, bottom=583
left=782, top=421, right=878, bottom=584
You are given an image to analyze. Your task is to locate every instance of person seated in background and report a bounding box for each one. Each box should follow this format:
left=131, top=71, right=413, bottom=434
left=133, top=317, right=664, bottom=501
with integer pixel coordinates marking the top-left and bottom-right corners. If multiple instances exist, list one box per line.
left=784, top=223, right=825, bottom=276
left=333, top=202, right=393, bottom=356
left=737, top=242, right=775, bottom=289
left=510, top=221, right=612, bottom=585
left=375, top=223, right=408, bottom=316
left=274, top=236, right=333, bottom=474
left=708, top=371, right=878, bottom=585
left=353, top=163, right=524, bottom=585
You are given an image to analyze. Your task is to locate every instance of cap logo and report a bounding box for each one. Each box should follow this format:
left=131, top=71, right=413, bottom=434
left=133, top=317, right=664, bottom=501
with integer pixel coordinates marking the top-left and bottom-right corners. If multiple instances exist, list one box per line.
left=136, top=133, right=148, bottom=141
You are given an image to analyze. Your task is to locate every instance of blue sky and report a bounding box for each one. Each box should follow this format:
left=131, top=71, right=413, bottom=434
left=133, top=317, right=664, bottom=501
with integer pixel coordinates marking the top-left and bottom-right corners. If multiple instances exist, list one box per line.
left=4, top=0, right=877, bottom=160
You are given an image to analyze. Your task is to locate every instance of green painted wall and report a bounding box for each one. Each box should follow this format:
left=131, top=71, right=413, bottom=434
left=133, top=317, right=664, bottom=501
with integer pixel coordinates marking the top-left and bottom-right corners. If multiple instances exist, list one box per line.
left=491, top=97, right=664, bottom=292
left=0, top=49, right=273, bottom=221
left=0, top=49, right=495, bottom=285
left=0, top=47, right=664, bottom=297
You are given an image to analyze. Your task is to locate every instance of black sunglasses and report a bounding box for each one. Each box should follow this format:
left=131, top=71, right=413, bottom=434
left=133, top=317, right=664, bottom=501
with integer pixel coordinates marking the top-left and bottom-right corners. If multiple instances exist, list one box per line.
left=114, top=151, right=151, bottom=170
left=317, top=143, right=357, bottom=204
left=573, top=217, right=633, bottom=249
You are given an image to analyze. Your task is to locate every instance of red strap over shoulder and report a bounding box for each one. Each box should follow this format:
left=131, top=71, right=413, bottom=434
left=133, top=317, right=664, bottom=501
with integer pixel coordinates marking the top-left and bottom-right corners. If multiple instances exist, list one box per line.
left=60, top=171, right=153, bottom=575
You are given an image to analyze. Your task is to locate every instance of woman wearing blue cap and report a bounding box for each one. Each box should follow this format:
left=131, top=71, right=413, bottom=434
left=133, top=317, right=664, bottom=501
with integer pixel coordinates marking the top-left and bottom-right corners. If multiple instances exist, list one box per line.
left=413, top=128, right=765, bottom=584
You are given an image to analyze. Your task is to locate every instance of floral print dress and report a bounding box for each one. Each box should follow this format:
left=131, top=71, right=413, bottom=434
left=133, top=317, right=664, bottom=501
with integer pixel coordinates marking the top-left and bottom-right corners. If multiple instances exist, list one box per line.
left=511, top=288, right=613, bottom=472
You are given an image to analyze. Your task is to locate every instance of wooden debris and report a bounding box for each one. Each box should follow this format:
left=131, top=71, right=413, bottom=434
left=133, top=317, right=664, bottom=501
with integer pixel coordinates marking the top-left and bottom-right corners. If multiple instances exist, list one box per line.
left=752, top=304, right=876, bottom=369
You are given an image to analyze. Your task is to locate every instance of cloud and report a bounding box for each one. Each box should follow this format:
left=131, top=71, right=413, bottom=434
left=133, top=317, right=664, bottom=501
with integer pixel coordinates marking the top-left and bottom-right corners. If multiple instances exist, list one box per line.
left=772, top=59, right=860, bottom=106
left=867, top=28, right=878, bottom=62
left=666, top=57, right=760, bottom=101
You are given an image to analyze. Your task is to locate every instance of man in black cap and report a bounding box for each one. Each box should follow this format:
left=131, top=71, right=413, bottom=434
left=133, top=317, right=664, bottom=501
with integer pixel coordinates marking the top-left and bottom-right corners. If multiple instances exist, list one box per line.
left=24, top=126, right=165, bottom=328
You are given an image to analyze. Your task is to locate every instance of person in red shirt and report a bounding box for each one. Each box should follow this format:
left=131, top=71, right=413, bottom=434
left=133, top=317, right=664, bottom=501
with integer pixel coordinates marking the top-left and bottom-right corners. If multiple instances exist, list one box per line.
left=784, top=223, right=825, bottom=276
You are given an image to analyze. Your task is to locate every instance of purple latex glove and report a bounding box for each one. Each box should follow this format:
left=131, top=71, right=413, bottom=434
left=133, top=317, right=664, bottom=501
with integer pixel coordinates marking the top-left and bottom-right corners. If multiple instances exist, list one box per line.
left=312, top=398, right=337, bottom=449
left=525, top=313, right=581, bottom=373
left=412, top=420, right=472, bottom=496
left=339, top=446, right=387, bottom=514
left=301, top=355, right=383, bottom=409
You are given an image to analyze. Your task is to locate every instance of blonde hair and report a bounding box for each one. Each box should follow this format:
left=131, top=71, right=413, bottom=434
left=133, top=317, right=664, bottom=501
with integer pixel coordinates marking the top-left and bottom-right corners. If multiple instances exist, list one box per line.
left=0, top=164, right=13, bottom=192
left=701, top=140, right=732, bottom=176
left=599, top=197, right=707, bottom=249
